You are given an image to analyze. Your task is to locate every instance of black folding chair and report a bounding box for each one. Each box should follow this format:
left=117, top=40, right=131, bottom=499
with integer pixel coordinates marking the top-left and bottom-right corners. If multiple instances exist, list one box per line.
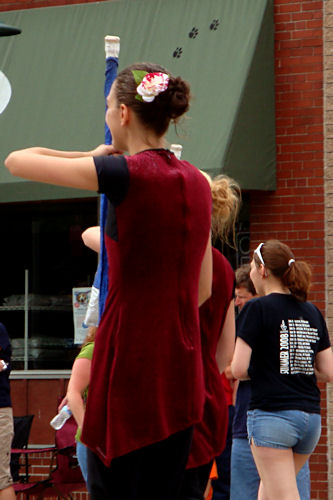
left=10, top=414, right=34, bottom=483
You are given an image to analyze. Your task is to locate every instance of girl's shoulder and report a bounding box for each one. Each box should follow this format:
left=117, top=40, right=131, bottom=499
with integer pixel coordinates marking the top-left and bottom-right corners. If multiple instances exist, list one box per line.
left=77, top=341, right=94, bottom=360
left=301, top=300, right=326, bottom=324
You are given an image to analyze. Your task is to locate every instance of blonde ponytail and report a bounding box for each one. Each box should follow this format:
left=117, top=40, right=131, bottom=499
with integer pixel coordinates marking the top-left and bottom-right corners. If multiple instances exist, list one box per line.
left=211, top=175, right=241, bottom=245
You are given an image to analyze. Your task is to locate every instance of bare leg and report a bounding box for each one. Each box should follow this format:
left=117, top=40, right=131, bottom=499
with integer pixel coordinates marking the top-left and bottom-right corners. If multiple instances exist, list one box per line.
left=293, top=452, right=311, bottom=476
left=0, top=486, right=16, bottom=500
left=258, top=481, right=268, bottom=500
left=251, top=441, right=310, bottom=500
left=204, top=478, right=211, bottom=499
left=255, top=450, right=311, bottom=500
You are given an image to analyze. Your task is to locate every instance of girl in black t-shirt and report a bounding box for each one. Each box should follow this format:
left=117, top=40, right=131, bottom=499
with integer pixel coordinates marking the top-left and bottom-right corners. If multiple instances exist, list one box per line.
left=231, top=239, right=333, bottom=500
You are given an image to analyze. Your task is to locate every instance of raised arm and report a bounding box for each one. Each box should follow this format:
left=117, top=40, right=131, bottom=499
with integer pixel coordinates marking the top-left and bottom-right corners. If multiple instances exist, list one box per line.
left=82, top=226, right=101, bottom=253
left=5, top=144, right=116, bottom=191
left=198, top=235, right=212, bottom=306
left=66, top=357, right=92, bottom=430
left=215, top=299, right=236, bottom=374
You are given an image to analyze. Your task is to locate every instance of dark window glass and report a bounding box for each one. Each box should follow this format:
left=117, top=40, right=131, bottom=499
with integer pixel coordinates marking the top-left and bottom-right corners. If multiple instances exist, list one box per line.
left=0, top=199, right=98, bottom=370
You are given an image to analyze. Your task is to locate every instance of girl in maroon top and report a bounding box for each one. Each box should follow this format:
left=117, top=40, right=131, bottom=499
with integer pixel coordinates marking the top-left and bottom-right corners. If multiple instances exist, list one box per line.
left=181, top=175, right=241, bottom=500
left=6, top=62, right=212, bottom=500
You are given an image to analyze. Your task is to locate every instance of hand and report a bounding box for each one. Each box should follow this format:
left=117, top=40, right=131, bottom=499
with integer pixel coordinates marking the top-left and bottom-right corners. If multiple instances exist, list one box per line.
left=0, top=359, right=8, bottom=372
left=224, top=363, right=236, bottom=383
left=89, top=144, right=122, bottom=157
left=58, top=396, right=68, bottom=412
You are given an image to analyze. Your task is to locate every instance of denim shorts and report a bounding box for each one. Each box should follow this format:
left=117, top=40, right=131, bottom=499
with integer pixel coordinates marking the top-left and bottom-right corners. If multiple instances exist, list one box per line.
left=247, top=409, right=321, bottom=454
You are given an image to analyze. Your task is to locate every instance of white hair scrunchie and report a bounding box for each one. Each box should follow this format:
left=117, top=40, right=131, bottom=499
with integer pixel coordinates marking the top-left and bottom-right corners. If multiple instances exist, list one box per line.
left=288, top=258, right=295, bottom=267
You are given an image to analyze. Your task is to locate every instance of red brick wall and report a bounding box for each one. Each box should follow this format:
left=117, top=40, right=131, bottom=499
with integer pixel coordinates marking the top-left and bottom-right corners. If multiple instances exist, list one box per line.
left=250, top=1, right=327, bottom=498
left=11, top=379, right=69, bottom=444
left=251, top=0, right=324, bottom=308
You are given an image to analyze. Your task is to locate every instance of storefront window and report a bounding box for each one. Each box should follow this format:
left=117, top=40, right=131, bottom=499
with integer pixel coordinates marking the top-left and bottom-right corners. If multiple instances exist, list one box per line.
left=0, top=194, right=250, bottom=371
left=0, top=199, right=98, bottom=370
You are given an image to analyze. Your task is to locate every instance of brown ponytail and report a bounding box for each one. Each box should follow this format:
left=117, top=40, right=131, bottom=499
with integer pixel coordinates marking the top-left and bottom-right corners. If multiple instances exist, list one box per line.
left=254, top=240, right=312, bottom=301
left=283, top=260, right=312, bottom=302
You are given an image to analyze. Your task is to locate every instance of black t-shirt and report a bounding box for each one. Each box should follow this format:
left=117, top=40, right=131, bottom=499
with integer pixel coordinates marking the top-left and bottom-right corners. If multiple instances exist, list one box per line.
left=237, top=293, right=331, bottom=414
left=232, top=310, right=253, bottom=438
left=232, top=380, right=251, bottom=438
left=0, top=322, right=12, bottom=408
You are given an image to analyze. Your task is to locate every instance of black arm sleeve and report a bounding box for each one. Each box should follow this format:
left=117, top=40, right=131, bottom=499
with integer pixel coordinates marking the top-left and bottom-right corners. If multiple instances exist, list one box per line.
left=236, top=298, right=262, bottom=349
left=310, top=303, right=331, bottom=352
left=93, top=155, right=130, bottom=206
left=0, top=323, right=10, bottom=351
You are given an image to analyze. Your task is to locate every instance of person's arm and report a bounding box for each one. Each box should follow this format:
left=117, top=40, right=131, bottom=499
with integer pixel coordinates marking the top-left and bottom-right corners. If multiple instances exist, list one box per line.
left=82, top=226, right=101, bottom=253
left=66, top=357, right=91, bottom=429
left=215, top=299, right=236, bottom=374
left=314, top=347, right=333, bottom=383
left=231, top=337, right=252, bottom=380
left=198, top=235, right=212, bottom=306
left=5, top=144, right=117, bottom=191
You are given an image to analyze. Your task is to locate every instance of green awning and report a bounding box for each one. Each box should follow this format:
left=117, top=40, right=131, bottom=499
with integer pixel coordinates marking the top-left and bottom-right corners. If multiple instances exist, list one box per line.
left=0, top=0, right=275, bottom=203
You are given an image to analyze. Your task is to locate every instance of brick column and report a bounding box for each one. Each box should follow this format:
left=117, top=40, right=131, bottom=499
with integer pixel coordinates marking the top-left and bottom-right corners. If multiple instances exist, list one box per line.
left=324, top=1, right=333, bottom=498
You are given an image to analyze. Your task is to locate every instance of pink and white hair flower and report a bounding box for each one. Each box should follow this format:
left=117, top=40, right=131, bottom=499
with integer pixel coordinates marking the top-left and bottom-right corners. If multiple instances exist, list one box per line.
left=136, top=72, right=169, bottom=103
